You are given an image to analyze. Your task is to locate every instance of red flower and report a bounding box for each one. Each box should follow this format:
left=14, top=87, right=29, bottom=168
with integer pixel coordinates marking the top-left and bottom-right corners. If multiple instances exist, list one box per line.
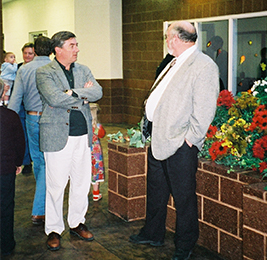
left=209, top=140, right=228, bottom=161
left=217, top=90, right=236, bottom=108
left=206, top=125, right=217, bottom=138
left=253, top=136, right=267, bottom=160
left=259, top=162, right=267, bottom=173
left=249, top=105, right=267, bottom=132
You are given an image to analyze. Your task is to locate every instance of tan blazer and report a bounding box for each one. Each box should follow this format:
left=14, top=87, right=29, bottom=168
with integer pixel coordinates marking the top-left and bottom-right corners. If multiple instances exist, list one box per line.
left=151, top=49, right=219, bottom=160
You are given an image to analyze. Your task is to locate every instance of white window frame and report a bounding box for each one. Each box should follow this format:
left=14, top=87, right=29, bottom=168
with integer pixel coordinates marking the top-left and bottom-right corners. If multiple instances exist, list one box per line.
left=164, top=11, right=267, bottom=94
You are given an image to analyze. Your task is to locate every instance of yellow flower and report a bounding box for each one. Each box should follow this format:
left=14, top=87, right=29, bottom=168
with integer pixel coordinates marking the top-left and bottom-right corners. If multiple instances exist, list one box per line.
left=222, top=139, right=233, bottom=148
left=221, top=123, right=228, bottom=133
left=260, top=62, right=266, bottom=71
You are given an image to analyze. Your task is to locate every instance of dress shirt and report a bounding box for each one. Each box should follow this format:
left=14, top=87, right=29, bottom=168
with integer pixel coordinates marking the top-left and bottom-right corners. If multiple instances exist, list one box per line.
left=56, top=59, right=87, bottom=136
left=146, top=45, right=197, bottom=122
left=8, top=56, right=51, bottom=113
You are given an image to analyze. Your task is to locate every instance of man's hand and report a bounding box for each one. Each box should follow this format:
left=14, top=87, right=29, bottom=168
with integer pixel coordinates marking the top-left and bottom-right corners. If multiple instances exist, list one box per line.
left=185, top=139, right=193, bottom=147
left=16, top=166, right=22, bottom=175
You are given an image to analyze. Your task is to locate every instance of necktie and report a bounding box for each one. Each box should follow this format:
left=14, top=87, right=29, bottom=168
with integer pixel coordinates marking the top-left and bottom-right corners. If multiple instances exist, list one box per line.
left=142, top=59, right=176, bottom=140
left=144, top=59, right=176, bottom=105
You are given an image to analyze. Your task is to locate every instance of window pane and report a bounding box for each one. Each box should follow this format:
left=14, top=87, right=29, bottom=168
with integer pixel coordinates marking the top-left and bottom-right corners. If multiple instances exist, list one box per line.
left=198, top=20, right=228, bottom=91
left=236, top=16, right=267, bottom=93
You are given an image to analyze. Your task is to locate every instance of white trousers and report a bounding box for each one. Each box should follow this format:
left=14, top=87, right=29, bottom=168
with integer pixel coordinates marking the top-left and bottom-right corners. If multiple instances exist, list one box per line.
left=44, top=135, right=91, bottom=235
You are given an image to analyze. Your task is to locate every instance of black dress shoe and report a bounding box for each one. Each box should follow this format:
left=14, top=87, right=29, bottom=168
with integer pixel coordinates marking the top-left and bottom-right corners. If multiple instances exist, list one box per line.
left=172, top=249, right=192, bottom=260
left=129, top=234, right=164, bottom=247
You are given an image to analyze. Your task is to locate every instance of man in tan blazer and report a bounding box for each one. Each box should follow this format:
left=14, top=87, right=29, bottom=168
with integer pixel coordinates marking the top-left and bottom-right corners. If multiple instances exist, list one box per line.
left=130, top=21, right=219, bottom=260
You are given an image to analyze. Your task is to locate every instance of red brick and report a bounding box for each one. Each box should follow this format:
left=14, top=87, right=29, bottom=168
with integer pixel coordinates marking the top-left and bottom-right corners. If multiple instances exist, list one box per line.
left=243, top=227, right=265, bottom=260
left=196, top=170, right=219, bottom=200
left=220, top=232, right=243, bottom=260
left=118, top=174, right=146, bottom=198
left=204, top=198, right=238, bottom=235
left=198, top=222, right=218, bottom=252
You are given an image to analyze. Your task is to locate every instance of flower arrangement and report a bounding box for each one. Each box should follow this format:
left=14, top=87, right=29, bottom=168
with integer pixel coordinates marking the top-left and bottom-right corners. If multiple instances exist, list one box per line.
left=199, top=77, right=267, bottom=178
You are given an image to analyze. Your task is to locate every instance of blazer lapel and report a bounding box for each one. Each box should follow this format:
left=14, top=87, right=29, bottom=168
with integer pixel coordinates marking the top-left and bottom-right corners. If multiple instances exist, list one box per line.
left=50, top=59, right=70, bottom=90
left=156, top=49, right=200, bottom=106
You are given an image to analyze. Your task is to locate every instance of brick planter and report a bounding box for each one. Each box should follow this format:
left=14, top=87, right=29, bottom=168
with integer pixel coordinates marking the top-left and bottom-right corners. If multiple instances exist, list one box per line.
left=108, top=143, right=267, bottom=260
left=108, top=142, right=147, bottom=221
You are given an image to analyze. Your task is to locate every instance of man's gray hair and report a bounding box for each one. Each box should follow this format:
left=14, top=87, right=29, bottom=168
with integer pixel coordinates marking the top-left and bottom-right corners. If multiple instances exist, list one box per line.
left=171, top=25, right=198, bottom=43
left=51, top=31, right=76, bottom=54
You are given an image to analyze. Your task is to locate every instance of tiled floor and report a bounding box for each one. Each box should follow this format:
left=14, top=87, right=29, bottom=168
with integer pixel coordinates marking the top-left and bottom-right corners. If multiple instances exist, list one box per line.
left=3, top=124, right=226, bottom=260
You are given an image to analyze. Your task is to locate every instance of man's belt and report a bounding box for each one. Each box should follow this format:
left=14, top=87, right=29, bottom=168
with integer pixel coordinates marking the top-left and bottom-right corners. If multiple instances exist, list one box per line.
left=27, top=111, right=42, bottom=116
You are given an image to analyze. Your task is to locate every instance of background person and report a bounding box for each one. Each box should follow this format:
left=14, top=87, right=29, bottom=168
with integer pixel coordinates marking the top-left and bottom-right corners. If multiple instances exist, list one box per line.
left=90, top=103, right=105, bottom=202
left=17, top=42, right=35, bottom=69
left=8, top=36, right=52, bottom=225
left=0, top=79, right=25, bottom=256
left=16, top=42, right=35, bottom=175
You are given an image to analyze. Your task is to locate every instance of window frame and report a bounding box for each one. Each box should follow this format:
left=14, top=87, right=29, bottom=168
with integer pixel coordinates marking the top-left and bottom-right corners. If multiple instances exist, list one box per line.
left=164, top=11, right=267, bottom=94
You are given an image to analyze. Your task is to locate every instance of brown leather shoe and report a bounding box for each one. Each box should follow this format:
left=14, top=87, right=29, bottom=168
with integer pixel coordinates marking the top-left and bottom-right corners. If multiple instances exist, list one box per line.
left=70, top=223, right=94, bottom=241
left=32, top=215, right=45, bottom=225
left=47, top=232, right=61, bottom=251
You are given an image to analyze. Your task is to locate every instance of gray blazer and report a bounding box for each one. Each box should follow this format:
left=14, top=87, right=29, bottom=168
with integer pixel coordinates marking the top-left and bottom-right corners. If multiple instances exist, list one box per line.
left=151, top=49, right=219, bottom=160
left=36, top=59, right=102, bottom=152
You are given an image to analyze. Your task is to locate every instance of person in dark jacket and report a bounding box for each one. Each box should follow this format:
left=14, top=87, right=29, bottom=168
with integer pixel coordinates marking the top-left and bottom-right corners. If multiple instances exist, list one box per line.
left=0, top=79, right=25, bottom=256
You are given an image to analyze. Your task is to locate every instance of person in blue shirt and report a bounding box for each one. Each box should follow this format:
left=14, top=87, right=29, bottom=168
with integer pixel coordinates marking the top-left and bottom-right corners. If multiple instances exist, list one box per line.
left=8, top=36, right=52, bottom=226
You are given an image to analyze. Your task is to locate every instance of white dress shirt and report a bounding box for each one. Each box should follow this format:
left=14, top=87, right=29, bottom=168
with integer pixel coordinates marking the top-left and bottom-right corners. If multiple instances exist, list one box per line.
left=146, top=45, right=197, bottom=121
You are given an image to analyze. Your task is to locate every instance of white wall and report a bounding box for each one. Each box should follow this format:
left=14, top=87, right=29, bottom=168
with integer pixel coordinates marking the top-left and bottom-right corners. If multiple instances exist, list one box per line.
left=3, top=0, right=75, bottom=61
left=3, top=0, right=122, bottom=79
left=74, top=0, right=122, bottom=79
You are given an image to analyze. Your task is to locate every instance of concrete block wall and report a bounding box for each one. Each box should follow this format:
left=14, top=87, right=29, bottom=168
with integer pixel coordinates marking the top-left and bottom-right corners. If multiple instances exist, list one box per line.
left=122, top=0, right=267, bottom=125
left=108, top=142, right=147, bottom=221
left=108, top=143, right=267, bottom=260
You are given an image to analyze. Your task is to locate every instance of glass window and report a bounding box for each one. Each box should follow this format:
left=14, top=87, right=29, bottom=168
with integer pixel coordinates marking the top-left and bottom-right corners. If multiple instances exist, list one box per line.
left=236, top=16, right=267, bottom=93
left=164, top=12, right=267, bottom=95
left=198, top=20, right=229, bottom=92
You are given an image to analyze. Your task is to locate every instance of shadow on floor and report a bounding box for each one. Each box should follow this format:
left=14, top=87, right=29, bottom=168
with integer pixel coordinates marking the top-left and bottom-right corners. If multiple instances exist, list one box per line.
left=3, top=124, right=226, bottom=260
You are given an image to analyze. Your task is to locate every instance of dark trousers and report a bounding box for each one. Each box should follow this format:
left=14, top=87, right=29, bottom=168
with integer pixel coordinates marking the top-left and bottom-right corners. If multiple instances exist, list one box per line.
left=141, top=142, right=199, bottom=251
left=0, top=172, right=16, bottom=254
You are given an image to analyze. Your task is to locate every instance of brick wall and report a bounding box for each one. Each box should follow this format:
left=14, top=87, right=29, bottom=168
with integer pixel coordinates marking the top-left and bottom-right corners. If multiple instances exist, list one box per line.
left=97, top=79, right=124, bottom=124
left=122, top=0, right=267, bottom=124
left=108, top=142, right=147, bottom=221
left=108, top=143, right=267, bottom=260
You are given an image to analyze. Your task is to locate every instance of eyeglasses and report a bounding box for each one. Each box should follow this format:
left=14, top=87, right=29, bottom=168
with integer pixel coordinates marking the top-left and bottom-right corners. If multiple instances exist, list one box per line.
left=164, top=33, right=175, bottom=40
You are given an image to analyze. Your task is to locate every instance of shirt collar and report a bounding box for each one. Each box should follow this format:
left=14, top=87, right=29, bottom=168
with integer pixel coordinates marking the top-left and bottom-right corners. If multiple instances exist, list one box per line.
left=55, top=57, right=75, bottom=71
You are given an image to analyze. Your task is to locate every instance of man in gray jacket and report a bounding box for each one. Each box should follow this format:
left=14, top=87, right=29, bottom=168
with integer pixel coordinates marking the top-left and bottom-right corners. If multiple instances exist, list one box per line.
left=36, top=31, right=102, bottom=251
left=130, top=21, right=219, bottom=260
left=8, top=36, right=52, bottom=226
